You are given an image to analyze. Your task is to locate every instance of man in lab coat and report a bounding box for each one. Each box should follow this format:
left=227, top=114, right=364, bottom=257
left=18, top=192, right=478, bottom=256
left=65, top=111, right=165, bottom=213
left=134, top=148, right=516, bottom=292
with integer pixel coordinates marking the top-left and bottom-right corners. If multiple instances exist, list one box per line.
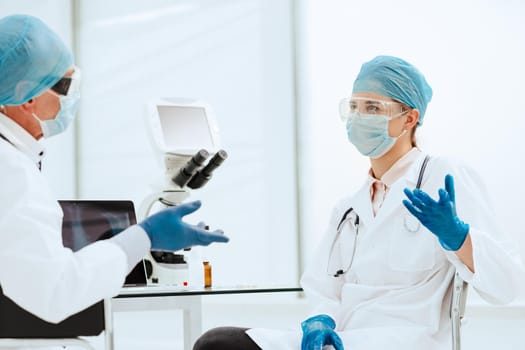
left=0, top=14, right=228, bottom=325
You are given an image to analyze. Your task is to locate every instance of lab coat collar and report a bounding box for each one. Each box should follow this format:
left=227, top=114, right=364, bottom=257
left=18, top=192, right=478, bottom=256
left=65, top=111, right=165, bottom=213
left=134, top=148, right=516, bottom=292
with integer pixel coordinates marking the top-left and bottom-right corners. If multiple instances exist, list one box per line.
left=0, top=112, right=45, bottom=166
left=346, top=150, right=429, bottom=229
left=345, top=179, right=375, bottom=230
left=404, top=150, right=430, bottom=187
left=371, top=147, right=422, bottom=187
left=372, top=151, right=430, bottom=227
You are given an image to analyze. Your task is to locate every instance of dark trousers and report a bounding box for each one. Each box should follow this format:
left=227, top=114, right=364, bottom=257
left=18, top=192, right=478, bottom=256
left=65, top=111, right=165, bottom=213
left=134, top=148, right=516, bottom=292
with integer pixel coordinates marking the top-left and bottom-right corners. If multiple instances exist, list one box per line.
left=193, top=327, right=262, bottom=350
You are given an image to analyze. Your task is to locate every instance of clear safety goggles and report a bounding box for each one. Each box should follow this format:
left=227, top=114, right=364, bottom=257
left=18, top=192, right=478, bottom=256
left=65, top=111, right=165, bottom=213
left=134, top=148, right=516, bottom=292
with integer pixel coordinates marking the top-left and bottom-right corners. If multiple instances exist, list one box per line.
left=339, top=96, right=409, bottom=122
left=49, top=66, right=81, bottom=97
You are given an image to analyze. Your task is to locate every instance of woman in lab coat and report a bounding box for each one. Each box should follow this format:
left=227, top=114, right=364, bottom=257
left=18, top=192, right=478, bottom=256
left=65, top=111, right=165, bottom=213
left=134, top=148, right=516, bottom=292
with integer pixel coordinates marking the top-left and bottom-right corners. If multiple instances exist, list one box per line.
left=194, top=56, right=524, bottom=350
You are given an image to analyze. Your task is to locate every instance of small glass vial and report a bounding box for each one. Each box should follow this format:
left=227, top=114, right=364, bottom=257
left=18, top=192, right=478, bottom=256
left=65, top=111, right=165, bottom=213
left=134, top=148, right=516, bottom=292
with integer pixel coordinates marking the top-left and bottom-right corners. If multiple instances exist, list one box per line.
left=203, top=261, right=212, bottom=288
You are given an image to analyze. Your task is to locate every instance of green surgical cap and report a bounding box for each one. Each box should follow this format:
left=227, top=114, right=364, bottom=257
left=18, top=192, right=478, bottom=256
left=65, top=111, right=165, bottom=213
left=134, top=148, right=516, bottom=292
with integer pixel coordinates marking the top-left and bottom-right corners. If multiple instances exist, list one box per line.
left=352, top=55, right=433, bottom=125
left=0, top=14, right=73, bottom=105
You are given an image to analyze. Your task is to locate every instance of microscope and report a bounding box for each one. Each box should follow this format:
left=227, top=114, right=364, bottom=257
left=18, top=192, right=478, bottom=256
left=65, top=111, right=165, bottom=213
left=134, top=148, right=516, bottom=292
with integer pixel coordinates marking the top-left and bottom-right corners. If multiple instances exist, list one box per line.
left=140, top=98, right=227, bottom=286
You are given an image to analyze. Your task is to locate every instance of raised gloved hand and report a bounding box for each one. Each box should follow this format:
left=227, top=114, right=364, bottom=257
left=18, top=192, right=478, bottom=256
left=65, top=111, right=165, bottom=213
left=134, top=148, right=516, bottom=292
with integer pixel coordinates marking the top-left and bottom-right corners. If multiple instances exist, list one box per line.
left=301, top=314, right=344, bottom=350
left=402, top=174, right=469, bottom=251
left=139, top=200, right=229, bottom=251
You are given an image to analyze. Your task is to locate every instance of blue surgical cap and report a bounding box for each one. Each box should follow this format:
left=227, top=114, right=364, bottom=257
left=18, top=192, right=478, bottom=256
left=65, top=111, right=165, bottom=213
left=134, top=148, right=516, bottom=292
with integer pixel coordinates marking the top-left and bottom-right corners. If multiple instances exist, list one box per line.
left=0, top=14, right=73, bottom=105
left=352, top=55, right=433, bottom=125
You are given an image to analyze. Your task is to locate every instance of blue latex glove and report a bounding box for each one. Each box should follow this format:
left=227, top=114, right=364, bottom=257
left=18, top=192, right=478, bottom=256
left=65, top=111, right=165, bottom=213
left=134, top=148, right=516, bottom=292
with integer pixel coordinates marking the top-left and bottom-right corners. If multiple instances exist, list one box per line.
left=402, top=174, right=469, bottom=251
left=301, top=314, right=344, bottom=350
left=139, top=200, right=229, bottom=251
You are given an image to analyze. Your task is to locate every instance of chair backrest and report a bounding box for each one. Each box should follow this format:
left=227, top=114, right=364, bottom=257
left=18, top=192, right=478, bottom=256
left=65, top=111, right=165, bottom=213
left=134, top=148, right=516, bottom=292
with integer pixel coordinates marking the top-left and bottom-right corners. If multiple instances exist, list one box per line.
left=450, top=272, right=469, bottom=350
left=0, top=287, right=105, bottom=338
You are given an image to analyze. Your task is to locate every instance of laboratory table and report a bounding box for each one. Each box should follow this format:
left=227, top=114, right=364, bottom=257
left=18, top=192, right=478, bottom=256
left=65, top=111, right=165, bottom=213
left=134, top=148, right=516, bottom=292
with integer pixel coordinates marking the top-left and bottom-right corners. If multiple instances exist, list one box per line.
left=108, top=285, right=303, bottom=350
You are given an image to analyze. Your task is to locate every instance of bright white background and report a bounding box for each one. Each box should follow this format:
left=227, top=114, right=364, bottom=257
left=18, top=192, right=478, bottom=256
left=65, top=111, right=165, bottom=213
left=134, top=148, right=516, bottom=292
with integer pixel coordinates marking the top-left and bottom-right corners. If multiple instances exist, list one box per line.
left=1, top=0, right=524, bottom=349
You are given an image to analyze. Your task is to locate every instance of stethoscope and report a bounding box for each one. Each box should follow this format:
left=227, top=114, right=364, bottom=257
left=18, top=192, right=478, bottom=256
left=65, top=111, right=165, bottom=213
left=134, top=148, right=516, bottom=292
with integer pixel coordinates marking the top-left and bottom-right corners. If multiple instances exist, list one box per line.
left=327, top=207, right=360, bottom=277
left=327, top=155, right=430, bottom=278
left=0, top=133, right=13, bottom=146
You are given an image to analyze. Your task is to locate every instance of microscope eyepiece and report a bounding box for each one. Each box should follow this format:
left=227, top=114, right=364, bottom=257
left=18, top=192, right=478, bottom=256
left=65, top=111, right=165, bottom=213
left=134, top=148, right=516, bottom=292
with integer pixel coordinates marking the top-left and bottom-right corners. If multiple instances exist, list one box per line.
left=202, top=150, right=228, bottom=176
left=187, top=149, right=228, bottom=189
left=193, top=149, right=210, bottom=164
left=172, top=149, right=210, bottom=188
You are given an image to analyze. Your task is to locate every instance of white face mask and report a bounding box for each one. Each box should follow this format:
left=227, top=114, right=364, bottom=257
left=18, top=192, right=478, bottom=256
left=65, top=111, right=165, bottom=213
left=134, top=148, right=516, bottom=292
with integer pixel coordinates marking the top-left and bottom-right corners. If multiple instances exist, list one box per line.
left=33, top=91, right=80, bottom=138
left=346, top=113, right=406, bottom=159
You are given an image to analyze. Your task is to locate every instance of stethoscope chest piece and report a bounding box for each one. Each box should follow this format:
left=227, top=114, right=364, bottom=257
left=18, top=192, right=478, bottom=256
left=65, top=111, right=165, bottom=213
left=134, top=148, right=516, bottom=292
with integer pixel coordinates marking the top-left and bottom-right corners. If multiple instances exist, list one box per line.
left=403, top=213, right=420, bottom=233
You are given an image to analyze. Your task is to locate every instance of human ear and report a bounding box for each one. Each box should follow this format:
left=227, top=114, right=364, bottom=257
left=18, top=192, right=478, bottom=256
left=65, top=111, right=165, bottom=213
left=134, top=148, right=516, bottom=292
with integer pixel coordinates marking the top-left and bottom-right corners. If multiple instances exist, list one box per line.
left=404, top=109, right=420, bottom=130
left=19, top=98, right=36, bottom=114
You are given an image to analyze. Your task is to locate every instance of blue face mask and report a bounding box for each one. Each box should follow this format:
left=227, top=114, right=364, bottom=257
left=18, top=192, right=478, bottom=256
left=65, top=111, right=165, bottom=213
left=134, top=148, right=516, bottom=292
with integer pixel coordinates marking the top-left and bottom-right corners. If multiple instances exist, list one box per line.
left=346, top=113, right=406, bottom=159
left=33, top=91, right=80, bottom=138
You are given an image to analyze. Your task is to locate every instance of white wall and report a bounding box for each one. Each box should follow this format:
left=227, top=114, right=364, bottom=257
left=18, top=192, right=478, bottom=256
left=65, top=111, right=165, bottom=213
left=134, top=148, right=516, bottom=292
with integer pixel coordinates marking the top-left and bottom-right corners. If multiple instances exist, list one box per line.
left=0, top=0, right=76, bottom=198
left=75, top=0, right=298, bottom=287
left=297, top=0, right=525, bottom=285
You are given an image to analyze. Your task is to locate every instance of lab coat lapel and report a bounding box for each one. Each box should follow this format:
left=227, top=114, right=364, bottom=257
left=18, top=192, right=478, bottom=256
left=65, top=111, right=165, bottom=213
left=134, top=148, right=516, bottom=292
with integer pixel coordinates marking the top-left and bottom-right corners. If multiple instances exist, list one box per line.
left=372, top=180, right=410, bottom=228
left=372, top=152, right=427, bottom=227
left=347, top=182, right=374, bottom=229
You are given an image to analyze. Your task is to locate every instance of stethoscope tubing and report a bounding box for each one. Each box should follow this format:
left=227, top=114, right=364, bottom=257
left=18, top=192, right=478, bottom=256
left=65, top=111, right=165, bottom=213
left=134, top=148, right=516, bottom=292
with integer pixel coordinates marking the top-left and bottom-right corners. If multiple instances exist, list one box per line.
left=328, top=211, right=359, bottom=277
left=327, top=155, right=430, bottom=278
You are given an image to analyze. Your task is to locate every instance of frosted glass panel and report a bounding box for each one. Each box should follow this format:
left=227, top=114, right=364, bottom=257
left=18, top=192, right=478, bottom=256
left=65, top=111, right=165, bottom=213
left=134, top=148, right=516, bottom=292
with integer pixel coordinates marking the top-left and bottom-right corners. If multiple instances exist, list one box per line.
left=76, top=0, right=297, bottom=285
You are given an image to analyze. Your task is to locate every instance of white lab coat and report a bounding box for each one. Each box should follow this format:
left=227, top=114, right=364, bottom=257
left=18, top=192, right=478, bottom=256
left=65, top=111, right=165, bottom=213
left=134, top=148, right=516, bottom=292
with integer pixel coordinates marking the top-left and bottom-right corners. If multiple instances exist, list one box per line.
left=0, top=117, right=129, bottom=324
left=247, top=152, right=524, bottom=350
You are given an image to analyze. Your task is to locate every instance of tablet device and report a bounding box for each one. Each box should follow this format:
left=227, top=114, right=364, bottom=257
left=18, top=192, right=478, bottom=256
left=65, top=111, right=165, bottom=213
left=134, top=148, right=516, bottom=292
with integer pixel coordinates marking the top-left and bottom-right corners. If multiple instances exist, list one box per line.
left=58, top=200, right=147, bottom=287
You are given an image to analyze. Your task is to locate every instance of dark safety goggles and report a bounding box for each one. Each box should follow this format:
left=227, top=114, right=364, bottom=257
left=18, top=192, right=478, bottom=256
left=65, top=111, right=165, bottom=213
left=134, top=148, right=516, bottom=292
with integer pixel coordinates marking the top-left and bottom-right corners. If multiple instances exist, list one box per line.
left=50, top=66, right=81, bottom=96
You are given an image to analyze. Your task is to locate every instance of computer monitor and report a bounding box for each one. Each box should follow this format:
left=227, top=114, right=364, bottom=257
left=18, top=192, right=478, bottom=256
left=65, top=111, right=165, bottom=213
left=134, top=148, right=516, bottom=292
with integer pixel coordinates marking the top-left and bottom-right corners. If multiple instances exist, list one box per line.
left=58, top=200, right=147, bottom=286
left=146, top=98, right=221, bottom=155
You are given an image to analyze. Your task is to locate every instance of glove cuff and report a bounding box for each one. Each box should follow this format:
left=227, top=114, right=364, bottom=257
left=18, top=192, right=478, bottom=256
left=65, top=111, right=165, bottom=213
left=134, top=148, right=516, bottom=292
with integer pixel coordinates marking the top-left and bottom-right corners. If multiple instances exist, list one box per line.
left=439, top=223, right=469, bottom=251
left=301, top=314, right=336, bottom=330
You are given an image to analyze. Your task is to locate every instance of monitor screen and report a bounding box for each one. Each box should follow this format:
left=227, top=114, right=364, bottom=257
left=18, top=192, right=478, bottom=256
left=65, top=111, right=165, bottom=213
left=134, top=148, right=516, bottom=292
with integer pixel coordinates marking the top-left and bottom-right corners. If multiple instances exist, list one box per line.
left=58, top=200, right=147, bottom=286
left=157, top=105, right=215, bottom=151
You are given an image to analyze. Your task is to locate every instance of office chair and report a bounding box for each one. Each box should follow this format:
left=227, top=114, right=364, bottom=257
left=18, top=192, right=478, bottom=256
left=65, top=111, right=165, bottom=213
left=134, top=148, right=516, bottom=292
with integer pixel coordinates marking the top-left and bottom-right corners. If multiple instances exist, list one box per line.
left=0, top=289, right=114, bottom=350
left=451, top=271, right=469, bottom=350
